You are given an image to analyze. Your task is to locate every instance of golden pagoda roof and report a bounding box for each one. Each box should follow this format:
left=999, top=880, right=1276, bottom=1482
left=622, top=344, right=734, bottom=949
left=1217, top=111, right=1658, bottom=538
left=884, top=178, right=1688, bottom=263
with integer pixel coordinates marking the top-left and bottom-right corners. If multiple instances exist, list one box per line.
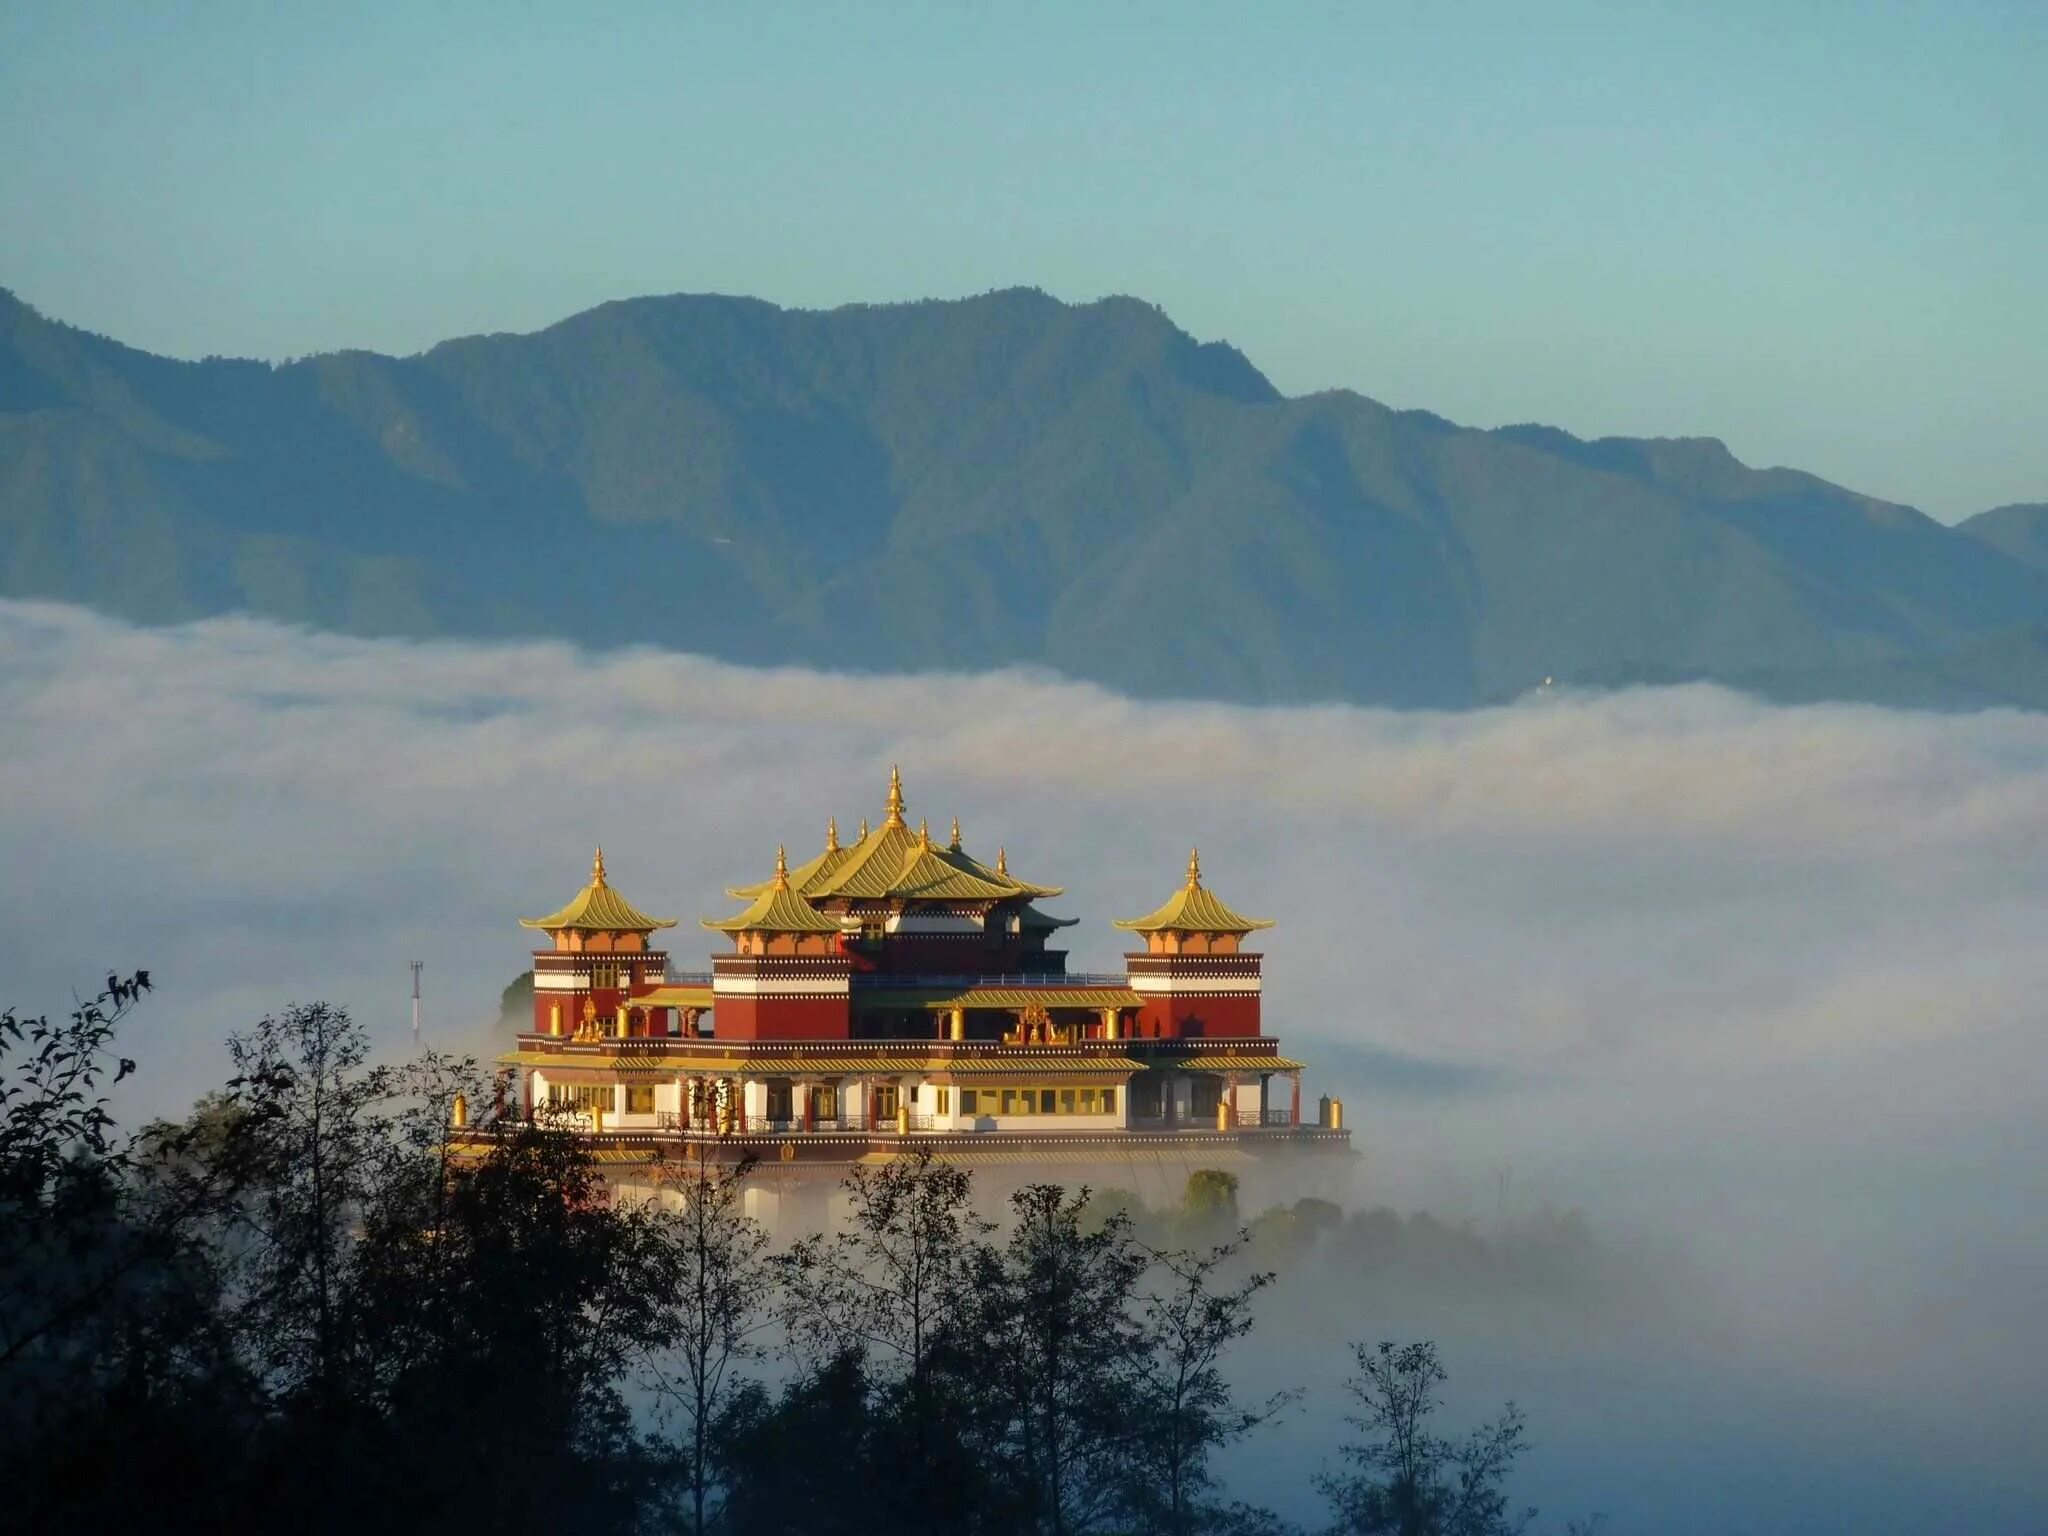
left=813, top=771, right=1065, bottom=902
left=703, top=848, right=845, bottom=934
left=724, top=771, right=1068, bottom=907
left=727, top=817, right=858, bottom=899
left=520, top=849, right=678, bottom=933
left=939, top=835, right=1064, bottom=899
left=888, top=822, right=1023, bottom=902
left=1113, top=849, right=1274, bottom=934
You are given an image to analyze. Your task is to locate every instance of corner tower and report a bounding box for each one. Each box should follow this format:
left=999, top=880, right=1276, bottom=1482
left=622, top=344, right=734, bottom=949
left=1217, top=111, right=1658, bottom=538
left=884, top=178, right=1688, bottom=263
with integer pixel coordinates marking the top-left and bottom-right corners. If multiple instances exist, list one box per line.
left=519, top=849, right=678, bottom=1037
left=702, top=846, right=853, bottom=1040
left=1115, top=849, right=1273, bottom=1039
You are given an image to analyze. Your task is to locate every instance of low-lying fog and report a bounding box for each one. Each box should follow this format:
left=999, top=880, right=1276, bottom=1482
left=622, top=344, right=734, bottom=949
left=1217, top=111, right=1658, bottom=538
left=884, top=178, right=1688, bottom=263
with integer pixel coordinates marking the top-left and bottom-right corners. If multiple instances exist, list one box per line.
left=3, top=598, right=2044, bottom=1532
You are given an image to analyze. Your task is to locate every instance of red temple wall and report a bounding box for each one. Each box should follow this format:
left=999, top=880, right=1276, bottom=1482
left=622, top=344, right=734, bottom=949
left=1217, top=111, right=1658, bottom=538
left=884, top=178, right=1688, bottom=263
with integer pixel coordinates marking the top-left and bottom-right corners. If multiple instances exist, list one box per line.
left=712, top=994, right=851, bottom=1041
left=1135, top=992, right=1262, bottom=1039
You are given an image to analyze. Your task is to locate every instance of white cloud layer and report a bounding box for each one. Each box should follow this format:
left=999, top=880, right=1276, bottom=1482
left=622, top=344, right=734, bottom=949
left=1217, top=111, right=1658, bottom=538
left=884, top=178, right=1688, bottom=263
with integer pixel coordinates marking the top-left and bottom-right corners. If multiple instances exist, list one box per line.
left=4, top=599, right=2045, bottom=1529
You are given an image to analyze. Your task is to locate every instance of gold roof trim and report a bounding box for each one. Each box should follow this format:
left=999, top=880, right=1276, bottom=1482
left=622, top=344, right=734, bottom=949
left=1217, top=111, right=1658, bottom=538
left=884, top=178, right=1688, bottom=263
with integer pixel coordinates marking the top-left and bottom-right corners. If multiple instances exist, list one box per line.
left=520, top=848, right=679, bottom=933
left=1169, top=1055, right=1306, bottom=1072
left=703, top=846, right=843, bottom=934
left=1113, top=847, right=1273, bottom=934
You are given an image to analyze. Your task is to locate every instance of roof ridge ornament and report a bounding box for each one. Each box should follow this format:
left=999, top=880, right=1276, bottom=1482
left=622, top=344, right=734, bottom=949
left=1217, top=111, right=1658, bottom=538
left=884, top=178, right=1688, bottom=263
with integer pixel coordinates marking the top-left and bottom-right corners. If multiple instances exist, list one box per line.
left=592, top=847, right=608, bottom=889
left=997, top=846, right=1009, bottom=876
left=950, top=815, right=962, bottom=850
left=826, top=817, right=841, bottom=853
left=1187, top=846, right=1202, bottom=889
left=918, top=818, right=932, bottom=850
left=773, top=845, right=791, bottom=890
left=884, top=765, right=906, bottom=828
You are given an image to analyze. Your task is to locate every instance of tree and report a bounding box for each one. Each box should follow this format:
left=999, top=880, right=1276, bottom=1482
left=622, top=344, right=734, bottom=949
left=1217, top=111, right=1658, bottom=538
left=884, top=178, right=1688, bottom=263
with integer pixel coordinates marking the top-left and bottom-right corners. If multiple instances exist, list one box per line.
left=978, top=1183, right=1152, bottom=1536
left=770, top=1146, right=1001, bottom=1528
left=1129, top=1238, right=1290, bottom=1535
left=647, top=1154, right=773, bottom=1536
left=214, top=1001, right=392, bottom=1414
left=1316, top=1342, right=1533, bottom=1536
left=712, top=1347, right=875, bottom=1536
left=0, top=971, right=151, bottom=1382
left=355, top=1107, right=678, bottom=1529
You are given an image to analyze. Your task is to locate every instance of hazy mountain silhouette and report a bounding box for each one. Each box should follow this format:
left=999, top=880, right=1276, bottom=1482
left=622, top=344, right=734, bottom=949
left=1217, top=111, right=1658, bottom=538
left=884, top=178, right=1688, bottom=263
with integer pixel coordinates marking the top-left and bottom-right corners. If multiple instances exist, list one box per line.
left=6, top=284, right=2046, bottom=709
left=1959, top=503, right=2048, bottom=579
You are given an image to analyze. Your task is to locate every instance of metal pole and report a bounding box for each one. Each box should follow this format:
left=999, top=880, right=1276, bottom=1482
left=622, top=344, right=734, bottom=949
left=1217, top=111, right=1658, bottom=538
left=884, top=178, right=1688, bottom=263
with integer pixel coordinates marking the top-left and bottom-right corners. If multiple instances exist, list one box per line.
left=410, top=960, right=423, bottom=1048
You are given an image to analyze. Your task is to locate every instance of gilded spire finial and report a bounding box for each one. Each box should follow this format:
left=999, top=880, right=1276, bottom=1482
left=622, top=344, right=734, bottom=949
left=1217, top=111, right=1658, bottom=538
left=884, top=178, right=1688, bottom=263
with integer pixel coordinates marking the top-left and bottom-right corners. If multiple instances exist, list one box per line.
left=592, top=847, right=608, bottom=889
left=1187, top=847, right=1202, bottom=889
left=997, top=846, right=1009, bottom=876
left=826, top=816, right=840, bottom=853
left=949, top=815, right=962, bottom=850
left=917, top=817, right=931, bottom=850
left=884, top=764, right=906, bottom=828
left=773, top=845, right=790, bottom=889
left=858, top=817, right=870, bottom=841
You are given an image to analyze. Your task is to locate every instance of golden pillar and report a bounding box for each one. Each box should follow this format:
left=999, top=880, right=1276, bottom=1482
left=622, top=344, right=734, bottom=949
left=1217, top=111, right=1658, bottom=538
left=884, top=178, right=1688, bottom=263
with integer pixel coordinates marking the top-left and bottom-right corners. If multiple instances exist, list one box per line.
left=1329, top=1096, right=1344, bottom=1131
left=896, top=1101, right=910, bottom=1136
left=1100, top=1007, right=1120, bottom=1042
left=949, top=1005, right=966, bottom=1042
left=548, top=1001, right=563, bottom=1035
left=450, top=1092, right=468, bottom=1129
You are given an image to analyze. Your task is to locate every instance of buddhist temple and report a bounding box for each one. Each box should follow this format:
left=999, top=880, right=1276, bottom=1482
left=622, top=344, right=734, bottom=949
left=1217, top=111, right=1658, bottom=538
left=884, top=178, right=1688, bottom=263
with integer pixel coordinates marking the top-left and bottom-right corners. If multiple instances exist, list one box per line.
left=496, top=769, right=1349, bottom=1206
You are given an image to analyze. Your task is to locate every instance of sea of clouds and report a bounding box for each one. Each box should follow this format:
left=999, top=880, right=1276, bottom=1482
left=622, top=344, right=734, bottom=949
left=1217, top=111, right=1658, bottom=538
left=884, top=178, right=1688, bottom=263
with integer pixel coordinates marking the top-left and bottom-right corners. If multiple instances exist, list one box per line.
left=3, top=598, right=2044, bottom=1531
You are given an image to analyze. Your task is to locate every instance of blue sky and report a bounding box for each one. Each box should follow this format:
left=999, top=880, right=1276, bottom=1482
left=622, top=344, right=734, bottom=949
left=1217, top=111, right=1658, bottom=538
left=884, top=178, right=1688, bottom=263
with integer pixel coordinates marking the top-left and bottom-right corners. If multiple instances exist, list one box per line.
left=2, top=0, right=2042, bottom=519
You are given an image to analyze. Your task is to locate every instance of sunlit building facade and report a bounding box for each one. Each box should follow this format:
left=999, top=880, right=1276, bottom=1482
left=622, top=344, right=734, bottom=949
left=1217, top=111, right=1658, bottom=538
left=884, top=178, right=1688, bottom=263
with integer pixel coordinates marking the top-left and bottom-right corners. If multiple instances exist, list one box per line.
left=499, top=769, right=1349, bottom=1197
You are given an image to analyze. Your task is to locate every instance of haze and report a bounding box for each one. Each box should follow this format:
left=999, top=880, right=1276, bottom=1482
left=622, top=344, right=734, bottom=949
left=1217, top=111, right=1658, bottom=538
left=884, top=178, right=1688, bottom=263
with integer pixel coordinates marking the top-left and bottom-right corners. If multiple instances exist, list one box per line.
left=3, top=2, right=2044, bottom=520
left=4, top=598, right=2044, bottom=1531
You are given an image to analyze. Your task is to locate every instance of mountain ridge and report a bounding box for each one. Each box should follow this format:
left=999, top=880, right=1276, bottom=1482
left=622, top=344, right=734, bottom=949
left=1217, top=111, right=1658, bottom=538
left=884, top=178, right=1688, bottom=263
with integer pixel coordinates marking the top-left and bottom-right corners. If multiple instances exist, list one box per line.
left=4, top=283, right=2045, bottom=710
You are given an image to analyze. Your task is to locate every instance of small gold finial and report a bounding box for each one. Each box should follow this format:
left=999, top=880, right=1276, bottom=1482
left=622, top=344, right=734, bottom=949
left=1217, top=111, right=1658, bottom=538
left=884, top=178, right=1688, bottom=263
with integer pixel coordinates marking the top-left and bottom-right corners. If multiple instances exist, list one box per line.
left=826, top=816, right=840, bottom=853
left=1187, top=847, right=1202, bottom=888
left=858, top=817, right=870, bottom=841
left=949, top=815, right=962, bottom=850
left=773, top=845, right=790, bottom=889
left=996, top=846, right=1009, bottom=876
left=917, top=818, right=931, bottom=850
left=884, top=764, right=906, bottom=827
left=592, top=847, right=608, bottom=888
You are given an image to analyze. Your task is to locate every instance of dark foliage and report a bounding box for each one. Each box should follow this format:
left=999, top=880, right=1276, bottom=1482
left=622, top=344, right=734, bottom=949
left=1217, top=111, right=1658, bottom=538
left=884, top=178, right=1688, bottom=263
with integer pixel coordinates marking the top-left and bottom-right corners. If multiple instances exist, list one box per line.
left=0, top=978, right=1592, bottom=1535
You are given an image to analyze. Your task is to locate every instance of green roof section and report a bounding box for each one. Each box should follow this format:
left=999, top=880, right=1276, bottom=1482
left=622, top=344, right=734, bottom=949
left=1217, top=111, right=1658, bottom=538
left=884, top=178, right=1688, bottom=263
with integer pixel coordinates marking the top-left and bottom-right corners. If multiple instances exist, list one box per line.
left=703, top=847, right=845, bottom=934
left=520, top=849, right=678, bottom=932
left=1113, top=849, right=1274, bottom=934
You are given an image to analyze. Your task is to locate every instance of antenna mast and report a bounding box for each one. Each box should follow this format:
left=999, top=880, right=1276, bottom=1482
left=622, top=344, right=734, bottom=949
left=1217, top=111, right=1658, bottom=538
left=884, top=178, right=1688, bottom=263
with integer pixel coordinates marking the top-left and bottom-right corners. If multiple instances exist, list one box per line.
left=410, top=960, right=423, bottom=1048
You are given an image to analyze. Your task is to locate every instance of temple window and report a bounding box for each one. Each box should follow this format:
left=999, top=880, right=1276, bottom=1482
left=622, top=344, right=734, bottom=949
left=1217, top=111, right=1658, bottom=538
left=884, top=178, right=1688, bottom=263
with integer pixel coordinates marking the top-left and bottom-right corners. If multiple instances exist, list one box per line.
left=625, top=1086, right=655, bottom=1114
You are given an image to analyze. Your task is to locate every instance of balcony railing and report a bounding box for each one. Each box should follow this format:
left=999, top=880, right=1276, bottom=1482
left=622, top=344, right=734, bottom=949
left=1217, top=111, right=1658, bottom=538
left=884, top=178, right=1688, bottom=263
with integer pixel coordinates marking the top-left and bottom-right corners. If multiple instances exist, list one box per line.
left=849, top=972, right=1129, bottom=990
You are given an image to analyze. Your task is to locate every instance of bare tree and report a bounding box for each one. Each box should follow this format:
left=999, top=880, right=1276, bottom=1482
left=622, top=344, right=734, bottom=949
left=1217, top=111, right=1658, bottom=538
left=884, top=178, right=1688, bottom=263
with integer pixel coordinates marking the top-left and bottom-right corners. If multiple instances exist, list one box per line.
left=1131, top=1238, right=1290, bottom=1535
left=647, top=1155, right=772, bottom=1536
left=1317, top=1341, right=1532, bottom=1536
